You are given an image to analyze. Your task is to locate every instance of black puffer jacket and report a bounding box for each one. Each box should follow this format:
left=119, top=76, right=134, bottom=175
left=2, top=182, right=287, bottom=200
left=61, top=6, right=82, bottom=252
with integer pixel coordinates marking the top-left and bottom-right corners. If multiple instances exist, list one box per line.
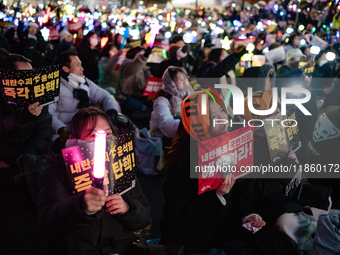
left=0, top=99, right=52, bottom=165
left=38, top=138, right=152, bottom=255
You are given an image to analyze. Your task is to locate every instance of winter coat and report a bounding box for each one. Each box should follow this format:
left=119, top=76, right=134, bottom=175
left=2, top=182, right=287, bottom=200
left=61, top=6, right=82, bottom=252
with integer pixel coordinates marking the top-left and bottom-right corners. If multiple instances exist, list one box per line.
left=118, top=55, right=151, bottom=98
left=48, top=76, right=120, bottom=140
left=77, top=44, right=100, bottom=82
left=38, top=138, right=151, bottom=255
left=196, top=53, right=239, bottom=79
left=0, top=99, right=52, bottom=165
left=156, top=55, right=183, bottom=78
left=98, top=55, right=120, bottom=90
left=161, top=144, right=230, bottom=253
left=149, top=94, right=180, bottom=138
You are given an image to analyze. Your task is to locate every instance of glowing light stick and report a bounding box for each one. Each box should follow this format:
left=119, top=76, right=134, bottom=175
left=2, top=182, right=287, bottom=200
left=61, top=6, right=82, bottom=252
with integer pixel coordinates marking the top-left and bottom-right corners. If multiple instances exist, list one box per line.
left=221, top=36, right=232, bottom=50
left=121, top=27, right=130, bottom=49
left=101, top=37, right=109, bottom=48
left=149, top=20, right=163, bottom=48
left=326, top=52, right=336, bottom=61
left=93, top=130, right=106, bottom=189
left=246, top=43, right=255, bottom=53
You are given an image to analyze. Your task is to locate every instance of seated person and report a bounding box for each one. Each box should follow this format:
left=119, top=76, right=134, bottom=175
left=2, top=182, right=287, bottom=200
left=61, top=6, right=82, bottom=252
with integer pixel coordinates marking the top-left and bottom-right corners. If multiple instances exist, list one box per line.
left=49, top=50, right=121, bottom=140
left=116, top=46, right=153, bottom=113
left=0, top=54, right=52, bottom=183
left=161, top=90, right=237, bottom=254
left=150, top=66, right=193, bottom=153
left=38, top=107, right=151, bottom=255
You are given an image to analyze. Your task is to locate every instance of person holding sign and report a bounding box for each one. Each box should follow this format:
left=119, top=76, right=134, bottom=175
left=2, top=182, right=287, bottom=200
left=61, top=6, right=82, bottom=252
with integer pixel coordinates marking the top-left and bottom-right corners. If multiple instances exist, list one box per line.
left=0, top=54, right=52, bottom=186
left=38, top=108, right=151, bottom=255
left=150, top=66, right=193, bottom=155
left=161, top=90, right=241, bottom=254
left=49, top=50, right=121, bottom=141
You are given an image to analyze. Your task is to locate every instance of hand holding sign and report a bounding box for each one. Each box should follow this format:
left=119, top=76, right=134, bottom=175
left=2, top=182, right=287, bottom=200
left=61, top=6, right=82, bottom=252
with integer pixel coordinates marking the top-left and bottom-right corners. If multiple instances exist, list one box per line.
left=216, top=174, right=235, bottom=196
left=28, top=102, right=43, bottom=116
left=105, top=194, right=129, bottom=215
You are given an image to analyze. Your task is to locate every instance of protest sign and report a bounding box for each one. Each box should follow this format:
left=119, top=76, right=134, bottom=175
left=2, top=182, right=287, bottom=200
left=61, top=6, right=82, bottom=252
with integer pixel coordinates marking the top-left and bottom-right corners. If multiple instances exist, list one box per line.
left=0, top=65, right=60, bottom=107
left=310, top=35, right=328, bottom=50
left=143, top=77, right=163, bottom=97
left=264, top=107, right=301, bottom=164
left=62, top=133, right=137, bottom=195
left=0, top=20, right=12, bottom=28
left=264, top=46, right=285, bottom=64
left=197, top=126, right=254, bottom=195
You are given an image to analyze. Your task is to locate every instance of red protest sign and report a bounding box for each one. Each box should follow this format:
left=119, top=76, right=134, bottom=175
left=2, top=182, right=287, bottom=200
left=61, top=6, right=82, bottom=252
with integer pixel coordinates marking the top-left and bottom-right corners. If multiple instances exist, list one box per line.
left=143, top=77, right=162, bottom=97
left=197, top=126, right=254, bottom=195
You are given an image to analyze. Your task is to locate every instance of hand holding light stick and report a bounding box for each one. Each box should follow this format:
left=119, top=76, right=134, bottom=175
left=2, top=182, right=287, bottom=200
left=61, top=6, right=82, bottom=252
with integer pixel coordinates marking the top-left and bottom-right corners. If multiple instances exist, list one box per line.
left=149, top=20, right=163, bottom=48
left=93, top=130, right=106, bottom=190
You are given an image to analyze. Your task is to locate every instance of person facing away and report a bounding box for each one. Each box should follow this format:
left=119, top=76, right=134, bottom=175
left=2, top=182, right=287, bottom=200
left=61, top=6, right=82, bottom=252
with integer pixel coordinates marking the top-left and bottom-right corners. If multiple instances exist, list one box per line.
left=38, top=107, right=151, bottom=255
left=49, top=50, right=121, bottom=141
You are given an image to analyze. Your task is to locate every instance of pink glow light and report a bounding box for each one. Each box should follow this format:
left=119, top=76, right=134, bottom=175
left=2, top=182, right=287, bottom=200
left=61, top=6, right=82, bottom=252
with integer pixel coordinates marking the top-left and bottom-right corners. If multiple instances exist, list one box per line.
left=93, top=130, right=106, bottom=179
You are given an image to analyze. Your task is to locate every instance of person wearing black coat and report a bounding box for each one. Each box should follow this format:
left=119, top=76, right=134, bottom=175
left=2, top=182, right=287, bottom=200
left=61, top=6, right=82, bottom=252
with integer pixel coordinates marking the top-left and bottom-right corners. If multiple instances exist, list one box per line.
left=156, top=45, right=189, bottom=78
left=38, top=108, right=151, bottom=255
left=196, top=46, right=247, bottom=79
left=76, top=31, right=100, bottom=82
left=0, top=54, right=52, bottom=177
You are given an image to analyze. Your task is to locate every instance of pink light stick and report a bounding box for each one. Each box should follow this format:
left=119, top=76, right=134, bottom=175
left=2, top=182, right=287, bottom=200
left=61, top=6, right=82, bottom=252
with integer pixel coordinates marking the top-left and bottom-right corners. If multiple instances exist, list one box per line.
left=93, top=130, right=106, bottom=189
left=149, top=20, right=163, bottom=48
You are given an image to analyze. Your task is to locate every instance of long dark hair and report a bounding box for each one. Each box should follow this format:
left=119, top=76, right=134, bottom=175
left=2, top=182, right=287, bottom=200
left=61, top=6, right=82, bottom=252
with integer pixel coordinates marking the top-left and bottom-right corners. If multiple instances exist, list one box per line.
left=99, top=43, right=117, bottom=59
left=70, top=107, right=115, bottom=139
left=208, top=48, right=226, bottom=64
left=81, top=31, right=96, bottom=48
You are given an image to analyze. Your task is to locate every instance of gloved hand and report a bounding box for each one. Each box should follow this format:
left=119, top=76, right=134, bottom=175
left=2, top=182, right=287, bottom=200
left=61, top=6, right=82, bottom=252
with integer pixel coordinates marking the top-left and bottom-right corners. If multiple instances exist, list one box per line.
left=234, top=45, right=248, bottom=59
left=143, top=47, right=152, bottom=59
left=181, top=44, right=189, bottom=54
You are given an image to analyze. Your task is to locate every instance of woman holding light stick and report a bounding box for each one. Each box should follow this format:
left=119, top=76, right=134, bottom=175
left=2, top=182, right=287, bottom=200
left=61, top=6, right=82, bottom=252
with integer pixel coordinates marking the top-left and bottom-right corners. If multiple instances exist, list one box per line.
left=38, top=107, right=151, bottom=255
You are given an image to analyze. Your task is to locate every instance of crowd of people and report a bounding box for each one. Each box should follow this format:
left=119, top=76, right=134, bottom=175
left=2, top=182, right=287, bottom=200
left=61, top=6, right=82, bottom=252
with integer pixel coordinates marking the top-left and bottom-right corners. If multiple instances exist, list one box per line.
left=1, top=0, right=340, bottom=254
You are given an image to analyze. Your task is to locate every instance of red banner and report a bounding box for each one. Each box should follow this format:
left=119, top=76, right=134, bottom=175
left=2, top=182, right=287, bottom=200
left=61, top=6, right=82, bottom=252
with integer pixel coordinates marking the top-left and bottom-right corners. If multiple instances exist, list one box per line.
left=197, top=126, right=254, bottom=195
left=143, top=77, right=162, bottom=97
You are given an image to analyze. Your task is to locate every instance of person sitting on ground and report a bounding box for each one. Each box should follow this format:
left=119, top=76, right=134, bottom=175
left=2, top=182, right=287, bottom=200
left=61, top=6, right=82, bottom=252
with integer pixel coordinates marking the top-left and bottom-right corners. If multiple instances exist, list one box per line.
left=38, top=107, right=151, bottom=255
left=150, top=66, right=193, bottom=155
left=98, top=43, right=122, bottom=92
left=0, top=54, right=52, bottom=185
left=161, top=90, right=240, bottom=254
left=49, top=50, right=121, bottom=141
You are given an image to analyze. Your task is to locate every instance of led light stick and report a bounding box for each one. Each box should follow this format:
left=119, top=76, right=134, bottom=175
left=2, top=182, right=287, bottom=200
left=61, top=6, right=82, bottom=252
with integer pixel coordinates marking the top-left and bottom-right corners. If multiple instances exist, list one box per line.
left=221, top=36, right=232, bottom=50
left=326, top=52, right=336, bottom=61
left=310, top=46, right=320, bottom=61
left=93, top=130, right=106, bottom=189
left=101, top=37, right=109, bottom=48
left=149, top=20, right=163, bottom=48
left=121, top=28, right=130, bottom=49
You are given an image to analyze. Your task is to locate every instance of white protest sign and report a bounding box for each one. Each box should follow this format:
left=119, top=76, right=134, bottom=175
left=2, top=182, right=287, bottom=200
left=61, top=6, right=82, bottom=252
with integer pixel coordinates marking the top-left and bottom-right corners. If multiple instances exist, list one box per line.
left=265, top=46, right=285, bottom=64
left=310, top=35, right=328, bottom=50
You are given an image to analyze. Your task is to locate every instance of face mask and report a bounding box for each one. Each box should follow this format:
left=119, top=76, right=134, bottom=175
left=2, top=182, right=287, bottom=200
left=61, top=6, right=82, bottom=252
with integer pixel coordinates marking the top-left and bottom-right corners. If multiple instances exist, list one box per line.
left=319, top=60, right=327, bottom=67
left=89, top=37, right=98, bottom=47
